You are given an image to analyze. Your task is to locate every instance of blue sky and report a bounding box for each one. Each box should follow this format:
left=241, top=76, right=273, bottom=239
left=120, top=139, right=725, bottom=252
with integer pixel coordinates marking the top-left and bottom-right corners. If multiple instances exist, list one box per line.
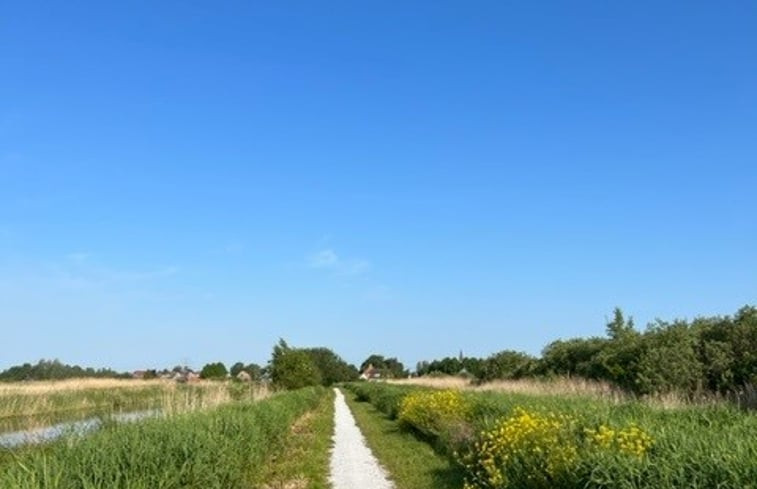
left=1, top=1, right=756, bottom=372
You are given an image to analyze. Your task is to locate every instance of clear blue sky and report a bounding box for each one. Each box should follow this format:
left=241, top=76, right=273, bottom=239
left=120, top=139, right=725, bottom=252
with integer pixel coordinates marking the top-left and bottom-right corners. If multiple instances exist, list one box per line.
left=1, top=1, right=755, bottom=372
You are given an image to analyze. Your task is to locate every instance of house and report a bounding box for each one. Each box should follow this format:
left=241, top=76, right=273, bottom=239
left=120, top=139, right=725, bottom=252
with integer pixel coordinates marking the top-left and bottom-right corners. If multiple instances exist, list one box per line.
left=174, top=370, right=201, bottom=383
left=236, top=370, right=252, bottom=382
left=359, top=364, right=382, bottom=381
left=132, top=370, right=146, bottom=380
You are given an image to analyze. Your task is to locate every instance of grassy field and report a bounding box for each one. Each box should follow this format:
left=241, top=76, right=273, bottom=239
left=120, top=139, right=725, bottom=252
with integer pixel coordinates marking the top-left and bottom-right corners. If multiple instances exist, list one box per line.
left=347, top=382, right=757, bottom=489
left=0, top=379, right=268, bottom=431
left=0, top=386, right=327, bottom=489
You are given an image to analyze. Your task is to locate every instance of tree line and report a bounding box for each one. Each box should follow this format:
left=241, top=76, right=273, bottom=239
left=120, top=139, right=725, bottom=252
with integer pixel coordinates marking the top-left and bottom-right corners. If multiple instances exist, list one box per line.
left=0, top=359, right=129, bottom=381
left=416, top=305, right=757, bottom=396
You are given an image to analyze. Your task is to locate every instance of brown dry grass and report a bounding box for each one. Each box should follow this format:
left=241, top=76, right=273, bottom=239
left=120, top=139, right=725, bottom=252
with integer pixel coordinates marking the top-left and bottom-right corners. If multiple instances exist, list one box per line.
left=389, top=375, right=623, bottom=400
left=0, top=379, right=271, bottom=429
left=0, top=378, right=167, bottom=396
left=388, top=376, right=732, bottom=409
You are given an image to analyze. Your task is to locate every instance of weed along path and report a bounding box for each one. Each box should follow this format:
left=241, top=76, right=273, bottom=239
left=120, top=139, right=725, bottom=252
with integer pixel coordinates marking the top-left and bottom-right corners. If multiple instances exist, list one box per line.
left=329, top=388, right=395, bottom=489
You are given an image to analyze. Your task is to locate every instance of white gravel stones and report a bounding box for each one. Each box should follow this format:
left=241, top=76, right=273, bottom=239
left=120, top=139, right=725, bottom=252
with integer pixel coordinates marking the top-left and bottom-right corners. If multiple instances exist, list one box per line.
left=329, top=388, right=395, bottom=489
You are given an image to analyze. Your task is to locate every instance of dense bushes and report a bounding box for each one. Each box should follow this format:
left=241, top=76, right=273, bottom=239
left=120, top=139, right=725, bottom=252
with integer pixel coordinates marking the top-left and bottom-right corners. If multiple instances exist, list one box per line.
left=346, top=382, right=757, bottom=489
left=302, top=347, right=359, bottom=386
left=0, top=386, right=328, bottom=489
left=269, top=340, right=357, bottom=389
left=417, top=305, right=757, bottom=398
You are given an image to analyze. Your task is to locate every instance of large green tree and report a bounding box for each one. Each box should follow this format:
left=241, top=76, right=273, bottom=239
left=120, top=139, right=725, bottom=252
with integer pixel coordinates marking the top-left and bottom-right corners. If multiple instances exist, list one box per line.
left=269, top=340, right=322, bottom=390
left=302, top=347, right=358, bottom=385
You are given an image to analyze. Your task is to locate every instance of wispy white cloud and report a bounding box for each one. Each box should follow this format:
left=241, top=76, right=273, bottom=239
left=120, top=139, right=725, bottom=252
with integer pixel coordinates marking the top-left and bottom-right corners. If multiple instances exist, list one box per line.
left=66, top=252, right=90, bottom=263
left=211, top=241, right=245, bottom=256
left=308, top=249, right=339, bottom=268
left=58, top=253, right=179, bottom=282
left=307, top=249, right=371, bottom=276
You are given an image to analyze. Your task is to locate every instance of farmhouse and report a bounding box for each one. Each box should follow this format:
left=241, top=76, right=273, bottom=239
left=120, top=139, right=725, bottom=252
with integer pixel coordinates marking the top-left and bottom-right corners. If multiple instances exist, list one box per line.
left=236, top=370, right=252, bottom=382
left=359, top=364, right=382, bottom=381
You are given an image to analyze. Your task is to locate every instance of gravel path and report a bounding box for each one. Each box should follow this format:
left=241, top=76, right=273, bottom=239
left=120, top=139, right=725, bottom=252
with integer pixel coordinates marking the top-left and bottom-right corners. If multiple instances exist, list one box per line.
left=329, top=388, right=395, bottom=489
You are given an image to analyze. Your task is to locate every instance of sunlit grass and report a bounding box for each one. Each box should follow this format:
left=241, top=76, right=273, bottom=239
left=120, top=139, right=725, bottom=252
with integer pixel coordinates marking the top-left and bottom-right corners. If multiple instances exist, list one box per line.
left=348, top=382, right=757, bottom=489
left=0, top=379, right=269, bottom=431
left=0, top=387, right=326, bottom=489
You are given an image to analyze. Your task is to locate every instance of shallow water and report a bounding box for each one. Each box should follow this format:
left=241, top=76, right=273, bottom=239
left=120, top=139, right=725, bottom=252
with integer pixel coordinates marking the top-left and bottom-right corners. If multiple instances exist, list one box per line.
left=0, top=410, right=160, bottom=448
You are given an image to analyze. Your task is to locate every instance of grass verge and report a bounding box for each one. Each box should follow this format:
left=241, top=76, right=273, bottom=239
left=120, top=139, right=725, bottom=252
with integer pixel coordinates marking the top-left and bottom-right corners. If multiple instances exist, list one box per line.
left=253, top=389, right=335, bottom=489
left=0, top=386, right=326, bottom=489
left=343, top=388, right=465, bottom=489
left=346, top=382, right=757, bottom=489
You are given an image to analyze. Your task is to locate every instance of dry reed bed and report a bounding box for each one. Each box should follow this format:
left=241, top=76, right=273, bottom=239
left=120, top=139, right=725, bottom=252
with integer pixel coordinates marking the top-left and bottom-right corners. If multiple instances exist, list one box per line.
left=389, top=376, right=622, bottom=398
left=388, top=376, right=732, bottom=408
left=0, top=380, right=270, bottom=430
left=0, top=378, right=167, bottom=395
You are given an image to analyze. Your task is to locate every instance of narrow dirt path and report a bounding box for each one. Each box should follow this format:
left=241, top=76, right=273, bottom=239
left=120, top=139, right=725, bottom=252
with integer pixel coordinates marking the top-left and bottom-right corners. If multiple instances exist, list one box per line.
left=329, top=388, right=395, bottom=489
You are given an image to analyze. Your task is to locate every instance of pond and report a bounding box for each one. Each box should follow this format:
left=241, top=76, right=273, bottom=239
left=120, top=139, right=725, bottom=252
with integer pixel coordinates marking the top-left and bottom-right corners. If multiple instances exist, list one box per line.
left=0, top=410, right=160, bottom=448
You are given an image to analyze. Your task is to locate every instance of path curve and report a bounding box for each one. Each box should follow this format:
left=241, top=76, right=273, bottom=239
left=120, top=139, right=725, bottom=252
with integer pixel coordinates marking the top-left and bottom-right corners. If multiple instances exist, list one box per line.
left=329, top=388, right=395, bottom=489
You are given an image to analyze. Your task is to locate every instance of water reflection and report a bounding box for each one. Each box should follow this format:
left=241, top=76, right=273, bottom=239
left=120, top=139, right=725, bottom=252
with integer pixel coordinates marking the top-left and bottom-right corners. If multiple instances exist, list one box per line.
left=0, top=410, right=160, bottom=448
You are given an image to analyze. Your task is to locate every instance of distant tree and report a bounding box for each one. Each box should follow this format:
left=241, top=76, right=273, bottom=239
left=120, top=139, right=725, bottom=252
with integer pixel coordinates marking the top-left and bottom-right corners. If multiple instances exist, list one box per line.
left=302, top=348, right=359, bottom=385
left=416, top=361, right=430, bottom=376
left=360, top=354, right=387, bottom=373
left=229, top=362, right=246, bottom=377
left=142, top=369, right=158, bottom=380
left=480, top=350, right=536, bottom=381
left=606, top=307, right=636, bottom=340
left=539, top=338, right=607, bottom=379
left=244, top=363, right=263, bottom=381
left=269, top=340, right=322, bottom=389
left=0, top=359, right=125, bottom=382
left=199, top=362, right=228, bottom=380
left=360, top=354, right=406, bottom=378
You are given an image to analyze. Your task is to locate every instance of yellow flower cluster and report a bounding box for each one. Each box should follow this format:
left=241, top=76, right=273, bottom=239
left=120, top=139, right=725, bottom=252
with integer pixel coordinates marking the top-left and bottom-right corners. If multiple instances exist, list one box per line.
left=398, top=389, right=470, bottom=437
left=460, top=407, right=655, bottom=488
left=461, top=407, right=578, bottom=488
left=584, top=424, right=654, bottom=457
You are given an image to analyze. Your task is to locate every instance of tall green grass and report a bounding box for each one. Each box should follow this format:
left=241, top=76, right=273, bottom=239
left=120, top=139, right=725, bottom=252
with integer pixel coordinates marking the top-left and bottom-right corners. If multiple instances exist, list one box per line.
left=0, top=386, right=326, bottom=489
left=346, top=382, right=757, bottom=489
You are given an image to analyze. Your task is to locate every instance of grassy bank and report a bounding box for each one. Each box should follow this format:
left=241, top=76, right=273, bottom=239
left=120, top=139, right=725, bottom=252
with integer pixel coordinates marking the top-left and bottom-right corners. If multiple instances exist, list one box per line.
left=343, top=388, right=464, bottom=489
left=0, top=386, right=326, bottom=489
left=346, top=382, right=757, bottom=489
left=252, top=388, right=335, bottom=489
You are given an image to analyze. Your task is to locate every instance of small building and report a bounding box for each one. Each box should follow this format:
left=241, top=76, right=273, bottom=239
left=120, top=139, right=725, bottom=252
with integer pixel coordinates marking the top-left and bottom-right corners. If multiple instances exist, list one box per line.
left=175, top=371, right=201, bottom=383
left=359, top=364, right=382, bottom=381
left=236, top=370, right=252, bottom=382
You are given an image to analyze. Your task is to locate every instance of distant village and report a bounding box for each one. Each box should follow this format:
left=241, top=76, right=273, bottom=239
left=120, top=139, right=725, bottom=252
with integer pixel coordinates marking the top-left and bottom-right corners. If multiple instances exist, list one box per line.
left=130, top=367, right=255, bottom=383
